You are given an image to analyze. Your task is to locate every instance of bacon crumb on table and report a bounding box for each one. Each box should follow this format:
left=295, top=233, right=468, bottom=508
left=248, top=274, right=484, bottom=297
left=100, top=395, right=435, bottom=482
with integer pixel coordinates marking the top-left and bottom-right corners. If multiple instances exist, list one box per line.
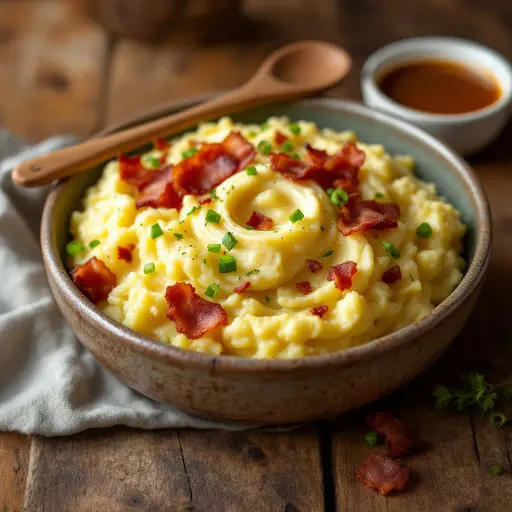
left=368, top=412, right=415, bottom=457
left=356, top=453, right=410, bottom=495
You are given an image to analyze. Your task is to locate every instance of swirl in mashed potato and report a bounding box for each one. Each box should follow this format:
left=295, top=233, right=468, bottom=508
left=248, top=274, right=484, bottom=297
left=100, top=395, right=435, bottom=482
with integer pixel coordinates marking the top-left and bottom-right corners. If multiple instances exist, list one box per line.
left=68, top=117, right=466, bottom=359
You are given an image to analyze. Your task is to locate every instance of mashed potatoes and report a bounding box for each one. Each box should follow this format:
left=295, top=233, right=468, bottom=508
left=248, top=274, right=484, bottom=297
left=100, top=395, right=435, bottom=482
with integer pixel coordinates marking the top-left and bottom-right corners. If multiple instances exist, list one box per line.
left=68, top=117, right=466, bottom=359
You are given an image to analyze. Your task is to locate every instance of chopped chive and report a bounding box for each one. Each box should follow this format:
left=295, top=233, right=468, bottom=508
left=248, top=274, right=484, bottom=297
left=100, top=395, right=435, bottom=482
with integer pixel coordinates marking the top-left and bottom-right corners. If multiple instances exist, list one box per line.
left=489, top=411, right=508, bottom=428
left=416, top=222, right=433, bottom=238
left=330, top=188, right=349, bottom=206
left=219, top=255, right=237, bottom=273
left=289, top=122, right=301, bottom=135
left=260, top=122, right=269, bottom=130
left=489, top=464, right=504, bottom=476
left=382, top=241, right=400, bottom=259
left=265, top=295, right=271, bottom=304
left=375, top=192, right=384, bottom=199
left=145, top=156, right=161, bottom=169
left=365, top=431, right=380, bottom=447
left=187, top=206, right=200, bottom=216
left=246, top=269, right=260, bottom=276
left=289, top=209, right=304, bottom=224
left=205, top=283, right=220, bottom=298
left=245, top=225, right=255, bottom=230
left=143, top=262, right=156, bottom=274
left=245, top=166, right=258, bottom=176
left=322, top=250, right=334, bottom=258
left=258, top=140, right=272, bottom=155
left=210, top=188, right=218, bottom=199
left=173, top=233, right=183, bottom=239
left=326, top=188, right=335, bottom=196
left=281, top=140, right=294, bottom=153
left=247, top=130, right=257, bottom=138
left=66, top=240, right=84, bottom=255
left=207, top=244, right=221, bottom=253
left=150, top=223, right=163, bottom=239
left=291, top=153, right=301, bottom=160
left=222, top=232, right=238, bottom=251
left=89, top=240, right=100, bottom=249
left=409, top=273, right=415, bottom=281
left=205, top=209, right=221, bottom=224
left=181, top=147, right=198, bottom=159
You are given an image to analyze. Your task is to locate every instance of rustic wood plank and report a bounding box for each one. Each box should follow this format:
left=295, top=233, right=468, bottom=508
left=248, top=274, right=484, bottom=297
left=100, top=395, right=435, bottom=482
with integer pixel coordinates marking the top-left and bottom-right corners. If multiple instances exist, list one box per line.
left=177, top=428, right=324, bottom=511
left=0, top=433, right=31, bottom=512
left=24, top=429, right=191, bottom=512
left=0, top=0, right=109, bottom=141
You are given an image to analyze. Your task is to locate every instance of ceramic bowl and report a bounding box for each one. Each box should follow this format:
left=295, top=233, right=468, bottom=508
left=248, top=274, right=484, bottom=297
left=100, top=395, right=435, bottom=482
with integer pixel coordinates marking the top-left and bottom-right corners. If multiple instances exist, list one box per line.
left=361, top=37, right=512, bottom=156
left=41, top=97, right=491, bottom=424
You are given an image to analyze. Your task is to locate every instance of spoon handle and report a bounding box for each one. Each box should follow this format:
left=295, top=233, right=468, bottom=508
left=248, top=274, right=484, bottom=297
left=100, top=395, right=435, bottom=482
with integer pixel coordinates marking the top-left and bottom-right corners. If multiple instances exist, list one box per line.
left=11, top=75, right=300, bottom=188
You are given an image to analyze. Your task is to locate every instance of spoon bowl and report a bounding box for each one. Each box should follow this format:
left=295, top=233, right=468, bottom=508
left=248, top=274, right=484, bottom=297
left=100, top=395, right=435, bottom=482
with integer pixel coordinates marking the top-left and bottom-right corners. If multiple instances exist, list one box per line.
left=12, top=40, right=351, bottom=188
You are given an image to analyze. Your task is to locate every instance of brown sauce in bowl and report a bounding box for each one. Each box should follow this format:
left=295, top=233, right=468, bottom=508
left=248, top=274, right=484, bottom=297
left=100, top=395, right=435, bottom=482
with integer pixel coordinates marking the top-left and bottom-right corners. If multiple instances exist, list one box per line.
left=378, top=60, right=501, bottom=115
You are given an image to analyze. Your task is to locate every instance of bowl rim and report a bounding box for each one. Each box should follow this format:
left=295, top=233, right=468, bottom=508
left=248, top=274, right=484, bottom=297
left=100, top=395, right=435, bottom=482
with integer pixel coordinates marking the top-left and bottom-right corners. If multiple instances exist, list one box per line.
left=41, top=96, right=492, bottom=374
left=361, top=36, right=512, bottom=124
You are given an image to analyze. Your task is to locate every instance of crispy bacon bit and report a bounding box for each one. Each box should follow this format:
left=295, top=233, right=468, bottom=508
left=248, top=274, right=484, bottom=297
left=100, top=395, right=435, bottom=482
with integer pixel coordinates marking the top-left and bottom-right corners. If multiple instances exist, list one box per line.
left=165, top=283, right=228, bottom=340
left=135, top=166, right=183, bottom=210
left=246, top=211, right=274, bottom=230
left=71, top=257, right=117, bottom=304
left=233, top=281, right=251, bottom=294
left=153, top=138, right=170, bottom=151
left=119, top=154, right=155, bottom=189
left=382, top=265, right=402, bottom=285
left=296, top=281, right=313, bottom=295
left=368, top=412, right=415, bottom=458
left=356, top=454, right=410, bottom=495
left=199, top=197, right=213, bottom=205
left=271, top=141, right=365, bottom=190
left=338, top=198, right=400, bottom=236
left=275, top=130, right=288, bottom=145
left=310, top=305, right=328, bottom=318
left=117, top=244, right=135, bottom=263
left=328, top=261, right=357, bottom=291
left=307, top=259, right=323, bottom=273
left=173, top=132, right=255, bottom=195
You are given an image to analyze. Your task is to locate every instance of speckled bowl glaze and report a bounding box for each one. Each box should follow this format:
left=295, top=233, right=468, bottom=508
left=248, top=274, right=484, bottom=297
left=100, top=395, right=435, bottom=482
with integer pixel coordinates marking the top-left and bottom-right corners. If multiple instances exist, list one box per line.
left=41, top=97, right=492, bottom=424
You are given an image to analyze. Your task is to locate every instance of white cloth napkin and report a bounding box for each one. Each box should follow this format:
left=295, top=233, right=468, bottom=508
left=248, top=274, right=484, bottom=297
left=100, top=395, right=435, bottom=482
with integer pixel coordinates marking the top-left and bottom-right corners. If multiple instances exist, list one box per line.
left=0, top=131, right=259, bottom=436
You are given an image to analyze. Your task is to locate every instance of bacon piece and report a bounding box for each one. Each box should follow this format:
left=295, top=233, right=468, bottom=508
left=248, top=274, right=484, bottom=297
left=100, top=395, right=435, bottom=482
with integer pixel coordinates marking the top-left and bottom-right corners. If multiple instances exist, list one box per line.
left=296, top=281, right=313, bottom=295
left=71, top=257, right=117, bottom=304
left=153, top=138, right=170, bottom=151
left=307, top=259, right=323, bottom=273
left=356, top=454, right=410, bottom=495
left=233, top=281, right=251, bottom=294
left=246, top=211, right=274, bottom=230
left=338, top=198, right=400, bottom=236
left=275, top=130, right=288, bottom=145
left=368, top=412, right=415, bottom=458
left=199, top=197, right=212, bottom=205
left=135, top=166, right=183, bottom=210
left=172, top=132, right=255, bottom=195
left=117, top=244, right=135, bottom=263
left=382, top=265, right=402, bottom=285
left=165, top=283, right=228, bottom=340
left=328, top=261, right=357, bottom=292
left=271, top=141, right=365, bottom=190
left=119, top=154, right=155, bottom=189
left=310, top=305, right=328, bottom=318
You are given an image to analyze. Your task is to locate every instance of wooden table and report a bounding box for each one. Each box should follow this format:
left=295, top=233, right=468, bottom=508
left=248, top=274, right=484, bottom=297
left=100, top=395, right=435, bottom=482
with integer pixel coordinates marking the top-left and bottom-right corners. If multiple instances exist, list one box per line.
left=1, top=1, right=511, bottom=510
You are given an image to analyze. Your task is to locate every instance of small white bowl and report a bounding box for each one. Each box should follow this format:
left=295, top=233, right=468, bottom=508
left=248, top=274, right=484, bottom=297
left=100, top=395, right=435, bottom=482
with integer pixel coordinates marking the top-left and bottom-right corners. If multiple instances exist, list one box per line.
left=361, top=37, right=512, bottom=155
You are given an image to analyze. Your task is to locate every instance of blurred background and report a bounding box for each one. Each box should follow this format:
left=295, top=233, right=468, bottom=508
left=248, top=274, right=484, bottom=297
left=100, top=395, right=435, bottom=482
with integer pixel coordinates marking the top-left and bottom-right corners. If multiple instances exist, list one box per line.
left=0, top=0, right=510, bottom=142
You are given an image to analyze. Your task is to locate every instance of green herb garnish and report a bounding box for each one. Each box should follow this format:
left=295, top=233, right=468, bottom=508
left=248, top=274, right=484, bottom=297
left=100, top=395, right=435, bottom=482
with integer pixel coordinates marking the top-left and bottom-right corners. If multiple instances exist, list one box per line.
left=246, top=269, right=260, bottom=276
left=210, top=188, right=218, bottom=200
left=281, top=140, right=294, bottom=153
left=416, top=222, right=433, bottom=238
left=150, top=223, right=164, bottom=239
left=382, top=241, right=400, bottom=259
left=489, top=464, right=504, bottom=476
left=205, top=283, right=220, bottom=298
left=365, top=431, right=380, bottom=447
left=173, top=233, right=183, bottom=240
left=219, top=255, right=237, bottom=273
left=289, top=209, right=304, bottom=224
left=246, top=166, right=258, bottom=176
left=145, top=156, right=161, bottom=169
left=289, top=122, right=301, bottom=135
left=291, top=153, right=301, bottom=160
left=258, top=140, right=272, bottom=155
left=260, top=122, right=269, bottom=131
left=329, top=188, right=349, bottom=206
left=205, top=209, right=221, bottom=224
left=489, top=411, right=508, bottom=428
left=182, top=147, right=198, bottom=159
left=187, top=206, right=200, bottom=216
left=322, top=250, right=334, bottom=258
left=222, top=232, right=238, bottom=251
left=66, top=240, right=84, bottom=255
left=375, top=192, right=384, bottom=199
left=207, top=244, right=221, bottom=253
left=245, top=226, right=254, bottom=230
left=265, top=295, right=271, bottom=304
left=89, top=240, right=100, bottom=249
left=143, top=262, right=155, bottom=274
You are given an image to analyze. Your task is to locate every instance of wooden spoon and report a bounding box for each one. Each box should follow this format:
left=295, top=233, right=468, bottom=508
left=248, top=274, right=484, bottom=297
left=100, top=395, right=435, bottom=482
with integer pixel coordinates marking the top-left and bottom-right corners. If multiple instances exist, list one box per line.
left=12, top=40, right=351, bottom=188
